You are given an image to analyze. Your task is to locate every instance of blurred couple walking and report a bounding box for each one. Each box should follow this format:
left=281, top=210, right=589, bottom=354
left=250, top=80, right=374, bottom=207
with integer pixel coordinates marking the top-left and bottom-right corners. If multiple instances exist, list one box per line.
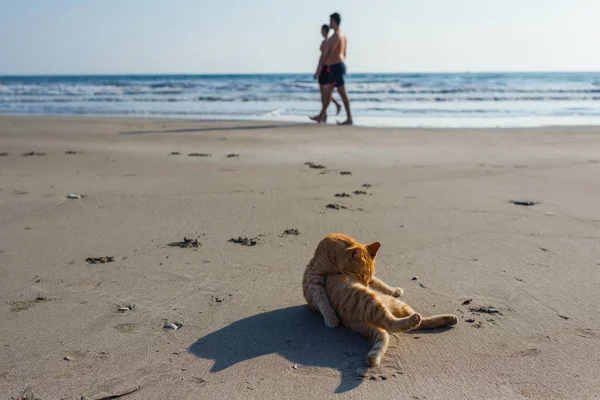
left=310, top=12, right=352, bottom=125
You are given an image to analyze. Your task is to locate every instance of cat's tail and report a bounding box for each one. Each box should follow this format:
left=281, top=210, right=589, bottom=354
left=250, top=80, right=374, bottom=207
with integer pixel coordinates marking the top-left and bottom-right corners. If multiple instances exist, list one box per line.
left=346, top=323, right=390, bottom=367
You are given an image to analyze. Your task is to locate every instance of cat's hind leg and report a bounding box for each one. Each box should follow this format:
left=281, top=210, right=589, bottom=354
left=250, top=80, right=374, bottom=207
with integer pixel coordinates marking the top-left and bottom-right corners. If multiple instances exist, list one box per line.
left=356, top=290, right=421, bottom=332
left=346, top=323, right=390, bottom=367
left=413, top=314, right=458, bottom=330
left=387, top=299, right=458, bottom=329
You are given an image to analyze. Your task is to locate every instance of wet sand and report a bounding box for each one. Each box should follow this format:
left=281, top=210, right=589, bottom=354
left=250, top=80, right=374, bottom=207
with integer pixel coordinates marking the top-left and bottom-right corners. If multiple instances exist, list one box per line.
left=1, top=116, right=599, bottom=399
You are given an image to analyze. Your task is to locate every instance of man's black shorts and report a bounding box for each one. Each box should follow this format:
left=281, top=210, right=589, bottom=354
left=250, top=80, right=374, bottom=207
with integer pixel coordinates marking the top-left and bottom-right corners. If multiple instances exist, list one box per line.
left=328, top=63, right=346, bottom=87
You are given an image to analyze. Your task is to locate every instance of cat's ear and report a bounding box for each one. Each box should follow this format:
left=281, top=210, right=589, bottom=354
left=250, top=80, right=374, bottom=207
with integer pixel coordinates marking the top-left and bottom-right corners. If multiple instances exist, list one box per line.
left=348, top=247, right=362, bottom=260
left=367, top=242, right=381, bottom=258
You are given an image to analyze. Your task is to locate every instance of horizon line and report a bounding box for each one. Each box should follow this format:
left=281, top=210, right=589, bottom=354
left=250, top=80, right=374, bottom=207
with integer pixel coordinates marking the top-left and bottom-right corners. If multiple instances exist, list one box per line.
left=1, top=70, right=600, bottom=78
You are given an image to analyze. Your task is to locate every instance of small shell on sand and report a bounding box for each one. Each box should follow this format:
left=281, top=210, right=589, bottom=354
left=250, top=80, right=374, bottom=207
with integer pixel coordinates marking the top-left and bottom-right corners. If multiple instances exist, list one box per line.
left=163, top=322, right=183, bottom=330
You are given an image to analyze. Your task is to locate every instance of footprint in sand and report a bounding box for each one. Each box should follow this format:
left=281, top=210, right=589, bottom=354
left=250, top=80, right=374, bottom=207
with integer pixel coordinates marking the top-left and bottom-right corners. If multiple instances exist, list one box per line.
left=114, top=323, right=137, bottom=333
left=10, top=297, right=52, bottom=313
left=63, top=350, right=88, bottom=361
left=574, top=328, right=596, bottom=338
left=511, top=348, right=541, bottom=357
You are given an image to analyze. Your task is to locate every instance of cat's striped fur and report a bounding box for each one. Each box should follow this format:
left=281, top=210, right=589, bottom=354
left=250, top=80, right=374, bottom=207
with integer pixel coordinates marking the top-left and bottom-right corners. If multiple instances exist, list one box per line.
left=326, top=274, right=458, bottom=366
left=303, top=233, right=458, bottom=366
left=302, top=233, right=382, bottom=328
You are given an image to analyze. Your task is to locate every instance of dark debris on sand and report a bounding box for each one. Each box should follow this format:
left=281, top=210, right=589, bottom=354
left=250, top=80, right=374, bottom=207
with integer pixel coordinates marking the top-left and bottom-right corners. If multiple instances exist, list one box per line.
left=65, top=151, right=78, bottom=155
left=170, top=152, right=181, bottom=155
left=227, top=153, right=240, bottom=158
left=353, top=190, right=368, bottom=195
left=326, top=203, right=347, bottom=210
left=305, top=162, right=326, bottom=169
left=335, top=193, right=351, bottom=198
left=469, top=306, right=501, bottom=314
left=169, top=237, right=201, bottom=248
left=509, top=200, right=539, bottom=206
left=229, top=237, right=259, bottom=246
left=340, top=171, right=352, bottom=175
left=281, top=229, right=300, bottom=236
left=85, top=256, right=115, bottom=264
left=362, top=183, right=373, bottom=188
left=0, top=152, right=9, bottom=156
left=188, top=153, right=211, bottom=157
left=21, top=151, right=46, bottom=157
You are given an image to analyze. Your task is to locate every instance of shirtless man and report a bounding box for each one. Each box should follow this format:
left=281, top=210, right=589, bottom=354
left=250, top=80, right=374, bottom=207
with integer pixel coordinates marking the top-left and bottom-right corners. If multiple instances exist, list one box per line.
left=310, top=12, right=352, bottom=125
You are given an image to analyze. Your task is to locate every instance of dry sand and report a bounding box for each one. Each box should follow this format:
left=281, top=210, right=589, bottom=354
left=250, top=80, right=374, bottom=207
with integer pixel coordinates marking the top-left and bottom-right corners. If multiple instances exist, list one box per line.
left=1, top=116, right=599, bottom=399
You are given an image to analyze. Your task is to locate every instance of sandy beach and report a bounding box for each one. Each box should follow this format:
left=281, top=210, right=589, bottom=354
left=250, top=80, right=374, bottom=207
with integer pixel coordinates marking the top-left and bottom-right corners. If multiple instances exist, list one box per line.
left=1, top=116, right=599, bottom=399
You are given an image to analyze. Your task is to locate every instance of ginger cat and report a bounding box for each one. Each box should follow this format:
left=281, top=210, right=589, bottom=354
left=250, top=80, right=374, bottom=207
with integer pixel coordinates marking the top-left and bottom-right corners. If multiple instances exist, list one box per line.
left=303, top=233, right=458, bottom=366
left=303, top=233, right=396, bottom=328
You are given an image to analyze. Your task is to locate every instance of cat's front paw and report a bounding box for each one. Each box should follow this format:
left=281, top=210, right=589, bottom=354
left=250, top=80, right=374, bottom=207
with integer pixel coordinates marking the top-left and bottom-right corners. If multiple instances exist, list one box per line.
left=392, top=287, right=404, bottom=297
left=323, top=314, right=340, bottom=328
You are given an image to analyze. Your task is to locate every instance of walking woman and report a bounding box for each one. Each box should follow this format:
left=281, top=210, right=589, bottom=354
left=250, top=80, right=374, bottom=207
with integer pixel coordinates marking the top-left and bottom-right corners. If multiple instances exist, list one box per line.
left=312, top=24, right=341, bottom=121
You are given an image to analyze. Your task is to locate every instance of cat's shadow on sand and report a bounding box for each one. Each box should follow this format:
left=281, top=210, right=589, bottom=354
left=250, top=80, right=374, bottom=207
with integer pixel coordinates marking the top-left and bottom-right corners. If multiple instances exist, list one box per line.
left=188, top=305, right=452, bottom=393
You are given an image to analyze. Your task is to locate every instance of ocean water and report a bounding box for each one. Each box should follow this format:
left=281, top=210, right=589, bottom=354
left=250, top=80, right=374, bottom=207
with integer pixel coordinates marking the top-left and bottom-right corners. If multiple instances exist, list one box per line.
left=1, top=72, right=600, bottom=127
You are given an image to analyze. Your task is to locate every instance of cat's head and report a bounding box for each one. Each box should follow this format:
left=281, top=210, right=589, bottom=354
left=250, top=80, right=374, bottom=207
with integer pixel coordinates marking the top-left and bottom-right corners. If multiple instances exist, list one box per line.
left=341, top=242, right=381, bottom=284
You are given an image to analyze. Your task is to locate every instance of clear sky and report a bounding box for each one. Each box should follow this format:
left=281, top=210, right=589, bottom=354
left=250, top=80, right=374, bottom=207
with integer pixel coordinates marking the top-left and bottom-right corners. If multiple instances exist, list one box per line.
left=1, top=0, right=598, bottom=75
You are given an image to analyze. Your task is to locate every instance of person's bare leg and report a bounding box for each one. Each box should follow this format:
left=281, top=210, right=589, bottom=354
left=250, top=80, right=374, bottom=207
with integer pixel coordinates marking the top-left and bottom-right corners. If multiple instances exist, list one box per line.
left=311, top=83, right=334, bottom=123
left=311, top=84, right=326, bottom=120
left=336, top=85, right=353, bottom=125
left=332, top=97, right=342, bottom=115
left=313, top=84, right=340, bottom=118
